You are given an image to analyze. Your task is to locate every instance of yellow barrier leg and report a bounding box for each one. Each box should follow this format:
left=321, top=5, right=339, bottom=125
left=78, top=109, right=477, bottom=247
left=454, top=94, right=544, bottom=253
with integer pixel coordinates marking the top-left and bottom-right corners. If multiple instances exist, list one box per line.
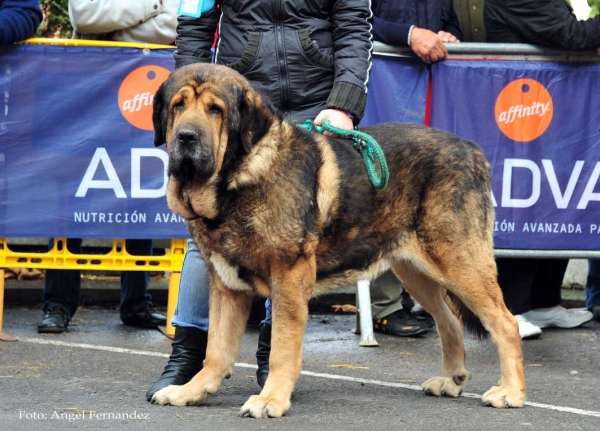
left=0, top=269, right=18, bottom=342
left=0, top=269, right=3, bottom=333
left=164, top=271, right=181, bottom=339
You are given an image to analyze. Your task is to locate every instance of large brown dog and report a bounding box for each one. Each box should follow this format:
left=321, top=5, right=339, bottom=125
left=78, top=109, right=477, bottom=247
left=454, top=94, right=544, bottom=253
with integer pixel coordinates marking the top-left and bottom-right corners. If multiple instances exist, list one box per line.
left=150, top=63, right=525, bottom=417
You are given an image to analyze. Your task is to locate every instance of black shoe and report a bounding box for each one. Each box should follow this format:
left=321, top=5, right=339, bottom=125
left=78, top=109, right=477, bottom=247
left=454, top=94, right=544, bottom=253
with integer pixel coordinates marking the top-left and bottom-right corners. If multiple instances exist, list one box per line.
left=120, top=304, right=166, bottom=328
left=146, top=326, right=208, bottom=401
left=256, top=323, right=271, bottom=389
left=37, top=307, right=69, bottom=334
left=373, top=307, right=434, bottom=337
left=411, top=307, right=436, bottom=327
left=592, top=306, right=600, bottom=322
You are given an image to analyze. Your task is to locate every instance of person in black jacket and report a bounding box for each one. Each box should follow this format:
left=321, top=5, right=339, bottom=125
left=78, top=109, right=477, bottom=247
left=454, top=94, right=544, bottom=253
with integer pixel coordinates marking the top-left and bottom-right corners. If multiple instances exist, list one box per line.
left=484, top=0, right=597, bottom=339
left=485, top=0, right=600, bottom=51
left=146, top=0, right=373, bottom=401
left=372, top=0, right=462, bottom=63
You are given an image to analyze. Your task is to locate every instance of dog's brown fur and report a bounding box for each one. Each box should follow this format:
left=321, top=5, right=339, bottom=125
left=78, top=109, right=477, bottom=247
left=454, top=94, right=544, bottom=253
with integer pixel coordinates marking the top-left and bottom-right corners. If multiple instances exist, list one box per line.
left=150, top=63, right=525, bottom=417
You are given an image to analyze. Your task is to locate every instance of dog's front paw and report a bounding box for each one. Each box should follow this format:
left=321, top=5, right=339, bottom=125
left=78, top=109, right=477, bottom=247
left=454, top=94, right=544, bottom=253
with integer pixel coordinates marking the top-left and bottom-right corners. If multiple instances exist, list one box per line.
left=238, top=395, right=290, bottom=418
left=150, top=384, right=209, bottom=407
left=482, top=385, right=525, bottom=408
left=422, top=376, right=464, bottom=398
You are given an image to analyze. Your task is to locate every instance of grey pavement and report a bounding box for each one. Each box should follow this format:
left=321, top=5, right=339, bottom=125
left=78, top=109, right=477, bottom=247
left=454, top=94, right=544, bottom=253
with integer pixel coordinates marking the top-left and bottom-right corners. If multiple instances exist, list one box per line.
left=1, top=301, right=599, bottom=431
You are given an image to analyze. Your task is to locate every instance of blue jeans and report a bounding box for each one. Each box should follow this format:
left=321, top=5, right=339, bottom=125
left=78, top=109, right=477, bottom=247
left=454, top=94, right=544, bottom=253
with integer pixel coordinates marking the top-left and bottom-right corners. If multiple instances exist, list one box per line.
left=43, top=238, right=153, bottom=319
left=171, top=239, right=271, bottom=331
left=585, top=259, right=600, bottom=310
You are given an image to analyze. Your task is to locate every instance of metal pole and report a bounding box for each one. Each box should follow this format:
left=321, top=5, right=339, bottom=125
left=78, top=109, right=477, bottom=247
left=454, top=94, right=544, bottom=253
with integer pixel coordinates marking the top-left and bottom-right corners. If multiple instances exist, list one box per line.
left=372, top=41, right=600, bottom=62
left=356, top=280, right=379, bottom=347
left=495, top=249, right=600, bottom=259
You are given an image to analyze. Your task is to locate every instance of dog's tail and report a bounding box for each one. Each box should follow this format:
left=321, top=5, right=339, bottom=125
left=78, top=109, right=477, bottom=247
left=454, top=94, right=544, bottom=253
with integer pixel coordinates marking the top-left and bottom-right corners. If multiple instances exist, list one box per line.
left=445, top=292, right=489, bottom=340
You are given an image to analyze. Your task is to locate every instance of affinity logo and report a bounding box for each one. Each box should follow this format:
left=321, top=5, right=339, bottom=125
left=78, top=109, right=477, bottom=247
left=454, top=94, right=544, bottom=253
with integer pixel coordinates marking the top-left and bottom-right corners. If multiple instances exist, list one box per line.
left=494, top=78, right=553, bottom=142
left=118, top=65, right=171, bottom=131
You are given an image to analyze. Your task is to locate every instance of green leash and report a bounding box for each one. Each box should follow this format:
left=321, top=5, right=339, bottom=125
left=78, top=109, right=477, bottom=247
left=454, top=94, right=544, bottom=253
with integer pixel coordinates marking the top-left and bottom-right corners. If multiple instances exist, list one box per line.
left=298, top=118, right=389, bottom=190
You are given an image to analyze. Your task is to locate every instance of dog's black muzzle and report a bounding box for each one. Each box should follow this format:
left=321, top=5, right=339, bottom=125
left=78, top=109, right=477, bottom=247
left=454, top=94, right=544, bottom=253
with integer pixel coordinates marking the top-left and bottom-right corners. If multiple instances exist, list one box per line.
left=168, top=125, right=215, bottom=182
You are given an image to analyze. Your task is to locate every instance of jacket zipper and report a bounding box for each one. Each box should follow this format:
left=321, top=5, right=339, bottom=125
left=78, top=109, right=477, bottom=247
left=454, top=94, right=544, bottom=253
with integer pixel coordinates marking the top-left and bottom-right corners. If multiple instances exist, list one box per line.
left=273, top=0, right=290, bottom=114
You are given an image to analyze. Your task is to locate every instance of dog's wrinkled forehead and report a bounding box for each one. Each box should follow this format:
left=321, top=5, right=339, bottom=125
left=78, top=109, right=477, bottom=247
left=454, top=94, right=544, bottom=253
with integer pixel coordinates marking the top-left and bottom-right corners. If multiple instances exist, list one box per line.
left=172, top=63, right=249, bottom=103
left=153, top=63, right=273, bottom=149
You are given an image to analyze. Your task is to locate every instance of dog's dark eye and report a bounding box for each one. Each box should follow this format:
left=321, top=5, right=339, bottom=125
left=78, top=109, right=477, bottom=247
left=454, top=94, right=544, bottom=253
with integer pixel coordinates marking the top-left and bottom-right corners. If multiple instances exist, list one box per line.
left=174, top=99, right=185, bottom=111
left=209, top=105, right=222, bottom=116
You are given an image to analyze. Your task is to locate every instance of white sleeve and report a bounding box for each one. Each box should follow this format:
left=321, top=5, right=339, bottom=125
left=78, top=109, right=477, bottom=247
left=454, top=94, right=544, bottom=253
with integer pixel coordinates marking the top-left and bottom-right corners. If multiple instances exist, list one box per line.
left=69, top=0, right=162, bottom=34
left=113, top=0, right=178, bottom=45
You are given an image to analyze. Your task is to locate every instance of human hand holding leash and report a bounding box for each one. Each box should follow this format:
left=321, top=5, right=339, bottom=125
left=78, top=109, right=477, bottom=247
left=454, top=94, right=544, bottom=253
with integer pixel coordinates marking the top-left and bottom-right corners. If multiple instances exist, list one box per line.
left=314, top=109, right=354, bottom=136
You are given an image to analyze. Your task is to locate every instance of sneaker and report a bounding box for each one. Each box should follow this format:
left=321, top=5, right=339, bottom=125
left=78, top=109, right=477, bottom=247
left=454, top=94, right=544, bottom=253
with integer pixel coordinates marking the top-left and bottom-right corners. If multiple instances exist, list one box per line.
left=373, top=307, right=434, bottom=337
left=514, top=315, right=542, bottom=340
left=37, top=307, right=69, bottom=334
left=522, top=306, right=593, bottom=329
left=591, top=306, right=600, bottom=322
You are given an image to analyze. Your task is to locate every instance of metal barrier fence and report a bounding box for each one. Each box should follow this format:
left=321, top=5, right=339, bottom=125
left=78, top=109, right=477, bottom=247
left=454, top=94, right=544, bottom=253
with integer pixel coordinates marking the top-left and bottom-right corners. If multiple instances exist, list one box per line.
left=0, top=237, right=186, bottom=339
left=374, top=41, right=600, bottom=259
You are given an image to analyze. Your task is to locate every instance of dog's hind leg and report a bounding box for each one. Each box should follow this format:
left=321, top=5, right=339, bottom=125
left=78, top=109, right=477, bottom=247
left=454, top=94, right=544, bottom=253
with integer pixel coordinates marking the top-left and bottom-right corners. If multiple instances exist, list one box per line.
left=390, top=262, right=469, bottom=398
left=434, top=250, right=526, bottom=408
left=239, top=255, right=316, bottom=418
left=151, top=275, right=253, bottom=406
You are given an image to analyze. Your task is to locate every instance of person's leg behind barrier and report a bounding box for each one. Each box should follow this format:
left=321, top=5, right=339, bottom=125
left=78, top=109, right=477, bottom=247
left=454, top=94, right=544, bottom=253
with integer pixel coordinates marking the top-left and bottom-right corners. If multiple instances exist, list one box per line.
left=370, top=270, right=433, bottom=337
left=119, top=239, right=165, bottom=327
left=585, top=260, right=600, bottom=321
left=496, top=258, right=542, bottom=339
left=147, top=238, right=210, bottom=400
left=530, top=258, right=568, bottom=309
left=524, top=259, right=592, bottom=329
left=39, top=238, right=83, bottom=333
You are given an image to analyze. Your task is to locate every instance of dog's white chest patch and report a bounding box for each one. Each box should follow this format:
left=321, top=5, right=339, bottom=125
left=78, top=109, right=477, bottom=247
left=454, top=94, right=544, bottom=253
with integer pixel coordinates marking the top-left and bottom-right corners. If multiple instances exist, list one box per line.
left=210, top=253, right=254, bottom=292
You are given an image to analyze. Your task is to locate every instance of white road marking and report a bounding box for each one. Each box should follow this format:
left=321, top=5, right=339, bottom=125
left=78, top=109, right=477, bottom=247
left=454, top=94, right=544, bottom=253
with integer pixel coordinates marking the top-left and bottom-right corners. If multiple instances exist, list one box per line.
left=22, top=337, right=600, bottom=418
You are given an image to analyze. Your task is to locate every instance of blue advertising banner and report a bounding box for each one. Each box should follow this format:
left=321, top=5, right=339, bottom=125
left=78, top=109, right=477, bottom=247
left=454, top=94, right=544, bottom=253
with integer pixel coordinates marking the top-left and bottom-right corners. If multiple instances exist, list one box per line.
left=361, top=56, right=429, bottom=126
left=5, top=45, right=598, bottom=250
left=0, top=46, right=428, bottom=239
left=0, top=44, right=186, bottom=238
left=431, top=60, right=600, bottom=250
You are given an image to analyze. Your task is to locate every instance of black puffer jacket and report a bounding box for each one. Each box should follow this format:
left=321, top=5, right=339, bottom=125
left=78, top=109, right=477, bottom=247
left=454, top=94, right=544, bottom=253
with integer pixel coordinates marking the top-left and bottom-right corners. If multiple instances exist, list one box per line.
left=174, top=0, right=373, bottom=123
left=485, top=0, right=600, bottom=49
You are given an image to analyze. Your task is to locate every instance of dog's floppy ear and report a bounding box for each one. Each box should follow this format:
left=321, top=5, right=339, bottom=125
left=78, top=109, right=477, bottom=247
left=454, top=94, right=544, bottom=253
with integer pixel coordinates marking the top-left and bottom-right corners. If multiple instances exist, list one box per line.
left=152, top=80, right=168, bottom=147
left=238, top=88, right=273, bottom=153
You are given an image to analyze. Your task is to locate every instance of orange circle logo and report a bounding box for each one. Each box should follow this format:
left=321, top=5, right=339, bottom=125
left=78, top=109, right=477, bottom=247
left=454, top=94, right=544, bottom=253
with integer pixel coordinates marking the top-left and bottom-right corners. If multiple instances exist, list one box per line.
left=118, top=65, right=171, bottom=130
left=494, top=79, right=553, bottom=142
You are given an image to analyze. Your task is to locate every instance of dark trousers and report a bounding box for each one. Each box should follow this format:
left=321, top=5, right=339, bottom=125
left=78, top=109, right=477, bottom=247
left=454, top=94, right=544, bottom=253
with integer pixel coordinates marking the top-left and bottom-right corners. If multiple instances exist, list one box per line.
left=496, top=258, right=568, bottom=315
left=43, top=238, right=153, bottom=319
left=585, top=259, right=600, bottom=310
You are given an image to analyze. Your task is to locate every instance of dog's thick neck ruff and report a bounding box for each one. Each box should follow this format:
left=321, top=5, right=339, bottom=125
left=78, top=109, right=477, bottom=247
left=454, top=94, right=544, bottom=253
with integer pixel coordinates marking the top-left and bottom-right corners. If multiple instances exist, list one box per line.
left=226, top=120, right=288, bottom=191
left=166, top=117, right=292, bottom=223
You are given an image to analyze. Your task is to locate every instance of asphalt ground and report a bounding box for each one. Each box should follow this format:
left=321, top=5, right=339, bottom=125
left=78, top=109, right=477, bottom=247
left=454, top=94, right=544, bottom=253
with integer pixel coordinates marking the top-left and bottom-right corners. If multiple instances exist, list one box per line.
left=1, top=302, right=599, bottom=431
